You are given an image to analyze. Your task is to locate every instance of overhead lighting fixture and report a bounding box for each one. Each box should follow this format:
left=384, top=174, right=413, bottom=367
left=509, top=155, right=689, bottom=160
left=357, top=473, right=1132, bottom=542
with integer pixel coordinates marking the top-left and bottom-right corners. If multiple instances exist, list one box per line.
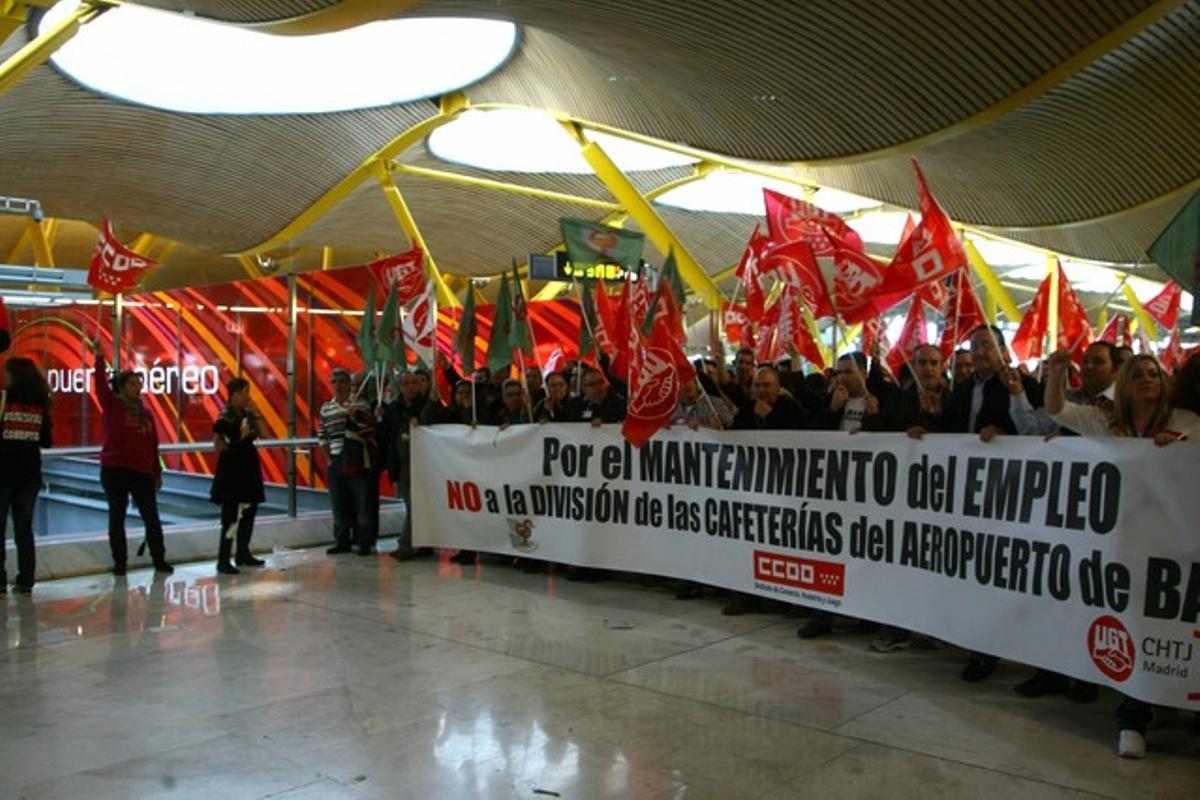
left=40, top=3, right=517, bottom=114
left=427, top=109, right=697, bottom=173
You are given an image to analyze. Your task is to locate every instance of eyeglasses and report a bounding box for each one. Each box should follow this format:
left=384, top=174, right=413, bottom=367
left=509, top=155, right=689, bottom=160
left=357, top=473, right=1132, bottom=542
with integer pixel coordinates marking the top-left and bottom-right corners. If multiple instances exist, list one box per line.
left=584, top=381, right=604, bottom=388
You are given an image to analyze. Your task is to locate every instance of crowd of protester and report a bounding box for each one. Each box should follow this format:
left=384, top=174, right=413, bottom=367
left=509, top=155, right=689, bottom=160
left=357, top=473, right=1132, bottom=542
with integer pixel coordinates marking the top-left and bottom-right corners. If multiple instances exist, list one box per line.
left=0, top=327, right=1196, bottom=761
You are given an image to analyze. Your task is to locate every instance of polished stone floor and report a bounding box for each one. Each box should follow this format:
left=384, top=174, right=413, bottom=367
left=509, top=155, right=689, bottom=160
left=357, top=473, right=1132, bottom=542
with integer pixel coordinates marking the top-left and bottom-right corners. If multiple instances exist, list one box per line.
left=2, top=549, right=1198, bottom=799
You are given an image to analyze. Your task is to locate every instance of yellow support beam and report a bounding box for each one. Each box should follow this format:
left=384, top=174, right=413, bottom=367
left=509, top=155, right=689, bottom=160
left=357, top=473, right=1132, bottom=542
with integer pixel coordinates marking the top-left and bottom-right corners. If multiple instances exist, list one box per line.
left=130, top=232, right=156, bottom=257
left=235, top=91, right=470, bottom=257
left=388, top=162, right=621, bottom=211
left=238, top=256, right=265, bottom=280
left=1047, top=254, right=1060, bottom=351
left=321, top=245, right=333, bottom=271
left=985, top=293, right=998, bottom=325
left=29, top=217, right=56, bottom=267
left=568, top=125, right=722, bottom=310
left=1121, top=283, right=1158, bottom=338
left=0, top=1, right=107, bottom=99
left=5, top=218, right=34, bottom=263
left=373, top=161, right=459, bottom=309
left=965, top=240, right=1022, bottom=323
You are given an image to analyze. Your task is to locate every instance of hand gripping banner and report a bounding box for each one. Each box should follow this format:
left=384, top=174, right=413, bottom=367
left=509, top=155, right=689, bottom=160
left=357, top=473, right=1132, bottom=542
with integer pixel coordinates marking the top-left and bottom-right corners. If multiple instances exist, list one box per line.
left=414, top=425, right=1200, bottom=710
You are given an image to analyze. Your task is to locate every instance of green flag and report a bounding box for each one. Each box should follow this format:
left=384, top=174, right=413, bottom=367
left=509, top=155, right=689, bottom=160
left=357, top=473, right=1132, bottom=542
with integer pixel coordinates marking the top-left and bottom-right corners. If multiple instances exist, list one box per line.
left=487, top=273, right=514, bottom=374
left=510, top=260, right=533, bottom=354
left=1147, top=190, right=1200, bottom=326
left=560, top=218, right=644, bottom=274
left=453, top=283, right=478, bottom=373
left=357, top=282, right=376, bottom=368
left=375, top=282, right=408, bottom=371
left=661, top=246, right=687, bottom=305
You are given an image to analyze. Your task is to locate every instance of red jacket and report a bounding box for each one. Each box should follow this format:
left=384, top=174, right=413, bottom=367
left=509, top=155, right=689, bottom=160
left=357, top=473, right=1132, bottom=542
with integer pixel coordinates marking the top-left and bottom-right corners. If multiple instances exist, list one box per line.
left=95, top=356, right=160, bottom=477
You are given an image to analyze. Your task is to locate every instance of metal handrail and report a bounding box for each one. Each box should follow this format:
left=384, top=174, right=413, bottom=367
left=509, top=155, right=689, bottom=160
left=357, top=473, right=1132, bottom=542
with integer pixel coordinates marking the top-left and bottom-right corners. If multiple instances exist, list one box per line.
left=43, top=437, right=321, bottom=459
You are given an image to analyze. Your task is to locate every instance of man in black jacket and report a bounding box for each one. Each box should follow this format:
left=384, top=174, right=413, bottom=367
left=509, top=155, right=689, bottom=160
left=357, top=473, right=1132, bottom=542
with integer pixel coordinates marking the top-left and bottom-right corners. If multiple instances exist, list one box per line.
left=380, top=371, right=428, bottom=561
left=566, top=367, right=626, bottom=425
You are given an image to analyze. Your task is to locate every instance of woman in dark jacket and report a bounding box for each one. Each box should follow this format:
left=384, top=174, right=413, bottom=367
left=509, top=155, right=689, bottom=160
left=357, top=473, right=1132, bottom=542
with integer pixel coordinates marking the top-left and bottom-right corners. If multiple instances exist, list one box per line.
left=211, top=378, right=267, bottom=574
left=91, top=339, right=172, bottom=576
left=0, top=358, right=52, bottom=594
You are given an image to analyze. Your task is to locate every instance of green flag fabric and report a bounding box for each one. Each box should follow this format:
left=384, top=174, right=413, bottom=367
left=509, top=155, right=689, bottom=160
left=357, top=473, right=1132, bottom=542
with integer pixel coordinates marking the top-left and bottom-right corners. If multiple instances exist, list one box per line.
left=560, top=218, right=645, bottom=274
left=357, top=282, right=376, bottom=368
left=511, top=260, right=533, bottom=354
left=661, top=246, right=687, bottom=305
left=453, top=283, right=478, bottom=373
left=1147, top=190, right=1200, bottom=326
left=487, top=273, right=514, bottom=374
left=375, top=282, right=408, bottom=370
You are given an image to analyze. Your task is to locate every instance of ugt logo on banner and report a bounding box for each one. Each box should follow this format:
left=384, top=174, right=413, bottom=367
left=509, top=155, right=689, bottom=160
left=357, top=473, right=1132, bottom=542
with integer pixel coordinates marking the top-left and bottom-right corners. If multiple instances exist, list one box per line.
left=1088, top=615, right=1135, bottom=682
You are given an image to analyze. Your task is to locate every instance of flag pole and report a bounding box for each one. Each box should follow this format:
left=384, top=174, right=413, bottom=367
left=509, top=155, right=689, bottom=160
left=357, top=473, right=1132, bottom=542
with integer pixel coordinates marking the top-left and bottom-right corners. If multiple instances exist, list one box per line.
left=515, top=348, right=534, bottom=422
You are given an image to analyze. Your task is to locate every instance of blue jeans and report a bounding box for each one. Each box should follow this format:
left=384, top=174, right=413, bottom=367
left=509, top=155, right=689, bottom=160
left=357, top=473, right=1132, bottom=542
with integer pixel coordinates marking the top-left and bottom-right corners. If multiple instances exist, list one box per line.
left=328, top=458, right=376, bottom=549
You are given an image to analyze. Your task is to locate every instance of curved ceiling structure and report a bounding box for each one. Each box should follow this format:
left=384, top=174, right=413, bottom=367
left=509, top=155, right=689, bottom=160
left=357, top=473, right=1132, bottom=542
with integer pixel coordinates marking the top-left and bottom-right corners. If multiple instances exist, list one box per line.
left=0, top=0, right=1196, bottom=315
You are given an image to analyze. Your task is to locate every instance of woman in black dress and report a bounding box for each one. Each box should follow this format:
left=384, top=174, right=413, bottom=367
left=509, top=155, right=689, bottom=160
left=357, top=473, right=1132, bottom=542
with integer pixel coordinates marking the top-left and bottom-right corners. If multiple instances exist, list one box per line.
left=211, top=378, right=267, bottom=574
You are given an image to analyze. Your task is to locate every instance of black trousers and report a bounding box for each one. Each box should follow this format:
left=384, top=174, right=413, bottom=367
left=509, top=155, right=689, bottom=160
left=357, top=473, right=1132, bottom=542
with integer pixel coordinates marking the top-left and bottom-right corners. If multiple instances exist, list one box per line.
left=218, top=501, right=258, bottom=565
left=100, top=466, right=166, bottom=566
left=0, top=483, right=40, bottom=588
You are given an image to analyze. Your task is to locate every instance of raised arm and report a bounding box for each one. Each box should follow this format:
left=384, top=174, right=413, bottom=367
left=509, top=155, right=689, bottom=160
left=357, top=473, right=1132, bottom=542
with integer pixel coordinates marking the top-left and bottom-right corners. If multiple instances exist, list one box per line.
left=90, top=339, right=116, bottom=411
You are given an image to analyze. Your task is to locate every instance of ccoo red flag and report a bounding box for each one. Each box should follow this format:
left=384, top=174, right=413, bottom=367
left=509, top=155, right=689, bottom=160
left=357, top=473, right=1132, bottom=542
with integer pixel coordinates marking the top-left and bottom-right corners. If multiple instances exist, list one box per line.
left=88, top=219, right=158, bottom=294
left=736, top=226, right=769, bottom=322
left=886, top=300, right=929, bottom=376
left=761, top=239, right=836, bottom=319
left=1097, top=313, right=1132, bottom=348
left=827, top=226, right=886, bottom=324
left=1143, top=281, right=1182, bottom=331
left=1011, top=262, right=1093, bottom=362
left=876, top=162, right=968, bottom=310
left=937, top=271, right=988, bottom=360
left=721, top=302, right=753, bottom=349
left=762, top=189, right=855, bottom=258
left=621, top=316, right=694, bottom=448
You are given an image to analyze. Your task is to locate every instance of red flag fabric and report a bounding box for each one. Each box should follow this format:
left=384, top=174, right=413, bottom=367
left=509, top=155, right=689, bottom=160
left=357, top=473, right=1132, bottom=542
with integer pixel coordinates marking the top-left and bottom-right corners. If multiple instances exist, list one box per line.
left=622, top=316, right=694, bottom=448
left=886, top=300, right=929, bottom=376
left=609, top=278, right=633, bottom=378
left=761, top=239, right=836, bottom=319
left=542, top=346, right=566, bottom=377
left=754, top=300, right=782, bottom=364
left=648, top=282, right=687, bottom=346
left=1161, top=327, right=1183, bottom=373
left=1011, top=263, right=1093, bottom=362
left=918, top=274, right=949, bottom=310
left=762, top=189, right=855, bottom=258
left=862, top=316, right=890, bottom=357
left=592, top=281, right=617, bottom=357
left=88, top=219, right=158, bottom=294
left=366, top=246, right=425, bottom=305
left=792, top=313, right=826, bottom=370
left=1011, top=274, right=1052, bottom=361
left=937, top=271, right=988, bottom=360
left=828, top=227, right=886, bottom=324
left=1097, top=313, right=1132, bottom=348
left=722, top=302, right=751, bottom=348
left=1143, top=281, right=1182, bottom=331
left=875, top=162, right=967, bottom=310
left=781, top=289, right=827, bottom=370
left=737, top=226, right=768, bottom=323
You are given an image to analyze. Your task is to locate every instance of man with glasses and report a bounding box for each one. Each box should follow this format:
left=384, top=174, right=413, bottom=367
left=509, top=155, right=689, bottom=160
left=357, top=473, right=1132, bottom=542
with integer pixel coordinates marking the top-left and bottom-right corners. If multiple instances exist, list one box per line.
left=566, top=367, right=625, bottom=425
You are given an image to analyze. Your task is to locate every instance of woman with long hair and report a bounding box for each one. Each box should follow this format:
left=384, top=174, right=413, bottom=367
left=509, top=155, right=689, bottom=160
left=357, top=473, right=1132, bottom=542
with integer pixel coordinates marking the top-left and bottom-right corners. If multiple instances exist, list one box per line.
left=91, top=339, right=173, bottom=576
left=1045, top=350, right=1199, bottom=759
left=210, top=377, right=267, bottom=574
left=0, top=358, right=52, bottom=594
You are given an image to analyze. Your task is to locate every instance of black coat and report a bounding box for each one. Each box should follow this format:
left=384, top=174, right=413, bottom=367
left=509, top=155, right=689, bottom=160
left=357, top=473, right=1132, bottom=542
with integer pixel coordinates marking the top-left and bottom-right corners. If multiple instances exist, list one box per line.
left=732, top=394, right=808, bottom=430
left=210, top=409, right=265, bottom=505
left=566, top=391, right=626, bottom=423
left=380, top=396, right=427, bottom=484
left=933, top=372, right=1044, bottom=434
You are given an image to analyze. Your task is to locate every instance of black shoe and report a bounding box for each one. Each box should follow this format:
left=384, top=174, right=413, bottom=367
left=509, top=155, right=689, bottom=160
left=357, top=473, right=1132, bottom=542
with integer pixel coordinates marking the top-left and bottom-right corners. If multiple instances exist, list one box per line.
left=113, top=563, right=127, bottom=577
left=1015, top=670, right=1069, bottom=698
left=1065, top=681, right=1099, bottom=704
left=326, top=544, right=353, bottom=555
left=675, top=585, right=704, bottom=600
left=14, top=584, right=32, bottom=595
left=961, top=657, right=996, bottom=683
left=216, top=562, right=240, bottom=575
left=798, top=616, right=834, bottom=639
left=154, top=561, right=174, bottom=575
left=235, top=555, right=266, bottom=567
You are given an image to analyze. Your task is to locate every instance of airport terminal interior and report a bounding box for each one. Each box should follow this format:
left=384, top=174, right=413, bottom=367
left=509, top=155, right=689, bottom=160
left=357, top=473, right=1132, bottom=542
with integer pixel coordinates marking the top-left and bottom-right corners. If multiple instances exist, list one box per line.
left=1, top=1, right=1199, bottom=798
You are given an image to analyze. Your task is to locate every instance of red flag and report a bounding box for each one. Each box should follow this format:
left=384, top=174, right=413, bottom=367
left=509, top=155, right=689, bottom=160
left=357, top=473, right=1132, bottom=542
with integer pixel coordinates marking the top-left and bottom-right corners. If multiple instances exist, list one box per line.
left=1097, top=313, right=1132, bottom=348
left=648, top=281, right=687, bottom=346
left=1161, top=327, right=1183, bottom=373
left=542, top=346, right=566, bottom=377
left=753, top=300, right=782, bottom=364
left=88, top=219, right=158, bottom=294
left=862, top=316, right=890, bottom=356
left=886, top=300, right=929, bottom=376
left=937, top=271, right=988, bottom=360
left=828, top=227, right=886, bottom=324
left=761, top=240, right=836, bottom=319
left=366, top=246, right=425, bottom=305
left=622, top=316, right=694, bottom=448
left=592, top=281, right=617, bottom=356
left=876, top=162, right=967, bottom=309
left=722, top=302, right=753, bottom=349
left=762, top=189, right=855, bottom=257
left=1143, top=281, right=1182, bottom=331
left=737, top=226, right=768, bottom=322
left=782, top=289, right=826, bottom=370
left=1011, top=275, right=1052, bottom=361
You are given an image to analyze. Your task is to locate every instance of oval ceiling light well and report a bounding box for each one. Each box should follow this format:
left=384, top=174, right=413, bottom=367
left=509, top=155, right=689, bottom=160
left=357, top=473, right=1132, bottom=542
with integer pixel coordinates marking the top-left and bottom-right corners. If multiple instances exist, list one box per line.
left=40, top=2, right=517, bottom=114
left=656, top=171, right=880, bottom=216
left=427, top=108, right=697, bottom=173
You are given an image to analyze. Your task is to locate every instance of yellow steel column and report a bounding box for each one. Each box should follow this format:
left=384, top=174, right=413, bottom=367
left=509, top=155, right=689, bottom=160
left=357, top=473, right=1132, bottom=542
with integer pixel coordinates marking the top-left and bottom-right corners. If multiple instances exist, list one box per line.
left=565, top=123, right=722, bottom=310
left=321, top=245, right=333, bottom=271
left=29, top=217, right=55, bottom=267
left=1047, top=254, right=1060, bottom=352
left=373, top=161, right=459, bottom=309
left=964, top=241, right=1021, bottom=323
left=0, top=1, right=107, bottom=99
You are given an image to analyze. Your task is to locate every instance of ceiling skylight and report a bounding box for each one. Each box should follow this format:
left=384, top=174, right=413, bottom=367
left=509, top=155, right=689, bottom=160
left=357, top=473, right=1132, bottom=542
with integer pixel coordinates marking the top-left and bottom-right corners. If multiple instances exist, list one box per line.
left=427, top=109, right=697, bottom=173
left=655, top=171, right=881, bottom=215
left=40, top=3, right=517, bottom=114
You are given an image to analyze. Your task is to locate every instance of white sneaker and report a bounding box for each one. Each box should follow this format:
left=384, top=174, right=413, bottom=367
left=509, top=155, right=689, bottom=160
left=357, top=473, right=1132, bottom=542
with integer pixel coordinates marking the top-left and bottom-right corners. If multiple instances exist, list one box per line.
left=1117, top=729, right=1146, bottom=759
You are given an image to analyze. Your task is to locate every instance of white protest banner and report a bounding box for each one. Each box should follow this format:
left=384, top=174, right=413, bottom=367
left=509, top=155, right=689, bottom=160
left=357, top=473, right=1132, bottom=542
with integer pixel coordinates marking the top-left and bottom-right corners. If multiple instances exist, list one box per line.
left=413, top=424, right=1200, bottom=709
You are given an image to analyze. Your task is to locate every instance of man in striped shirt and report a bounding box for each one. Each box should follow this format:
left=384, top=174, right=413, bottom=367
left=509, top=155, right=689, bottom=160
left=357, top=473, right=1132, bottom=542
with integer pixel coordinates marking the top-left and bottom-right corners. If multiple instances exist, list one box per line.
left=319, top=368, right=355, bottom=554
